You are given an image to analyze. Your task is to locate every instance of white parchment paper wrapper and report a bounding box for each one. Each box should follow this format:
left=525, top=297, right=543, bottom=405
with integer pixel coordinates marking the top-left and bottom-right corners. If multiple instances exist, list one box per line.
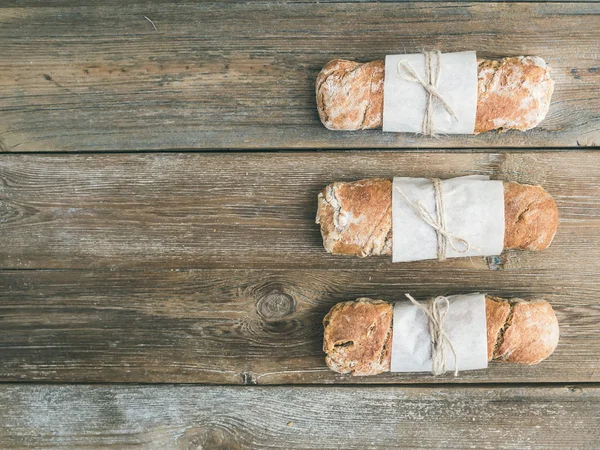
left=392, top=175, right=505, bottom=262
left=382, top=51, right=478, bottom=134
left=391, top=293, right=488, bottom=373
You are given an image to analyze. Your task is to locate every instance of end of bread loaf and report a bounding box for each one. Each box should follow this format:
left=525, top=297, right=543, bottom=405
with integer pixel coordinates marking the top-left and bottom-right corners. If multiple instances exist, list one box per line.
left=475, top=56, right=555, bottom=133
left=316, top=59, right=384, bottom=131
left=493, top=299, right=560, bottom=364
left=316, top=179, right=392, bottom=257
left=322, top=299, right=392, bottom=376
left=503, top=182, right=559, bottom=251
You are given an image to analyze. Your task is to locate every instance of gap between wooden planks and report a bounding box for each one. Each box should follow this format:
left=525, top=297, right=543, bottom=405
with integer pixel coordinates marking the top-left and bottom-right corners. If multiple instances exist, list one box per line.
left=0, top=2, right=599, bottom=151
left=0, top=384, right=599, bottom=449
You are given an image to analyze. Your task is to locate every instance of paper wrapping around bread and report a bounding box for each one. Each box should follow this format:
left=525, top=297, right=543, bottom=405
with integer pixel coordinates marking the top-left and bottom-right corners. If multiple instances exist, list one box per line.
left=316, top=179, right=558, bottom=257
left=316, top=56, right=554, bottom=133
left=323, top=297, right=559, bottom=376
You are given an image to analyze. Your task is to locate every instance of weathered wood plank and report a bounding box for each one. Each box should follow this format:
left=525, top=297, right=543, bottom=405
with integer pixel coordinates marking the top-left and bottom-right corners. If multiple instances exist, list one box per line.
left=4, top=0, right=600, bottom=5
left=0, top=3, right=598, bottom=151
left=2, top=152, right=600, bottom=383
left=1, top=152, right=599, bottom=270
left=0, top=385, right=598, bottom=449
left=0, top=268, right=598, bottom=383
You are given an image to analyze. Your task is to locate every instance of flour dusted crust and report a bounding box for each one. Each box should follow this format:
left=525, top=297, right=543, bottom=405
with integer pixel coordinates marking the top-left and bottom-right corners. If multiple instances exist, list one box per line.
left=323, top=299, right=393, bottom=376
left=316, top=56, right=554, bottom=133
left=316, top=59, right=384, bottom=131
left=476, top=57, right=554, bottom=133
left=496, top=300, right=560, bottom=364
left=315, top=179, right=558, bottom=257
left=316, top=178, right=392, bottom=257
left=503, top=182, right=559, bottom=251
left=323, top=296, right=559, bottom=375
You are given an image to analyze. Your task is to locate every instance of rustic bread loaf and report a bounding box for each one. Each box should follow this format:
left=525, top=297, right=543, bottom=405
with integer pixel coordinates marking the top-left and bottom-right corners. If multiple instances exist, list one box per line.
left=323, top=296, right=559, bottom=376
left=316, top=179, right=558, bottom=257
left=316, top=56, right=554, bottom=133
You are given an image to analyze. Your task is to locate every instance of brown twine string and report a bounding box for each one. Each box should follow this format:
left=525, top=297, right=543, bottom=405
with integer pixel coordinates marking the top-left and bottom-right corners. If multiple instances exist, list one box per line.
left=397, top=50, right=458, bottom=136
left=405, top=293, right=459, bottom=376
left=395, top=178, right=470, bottom=261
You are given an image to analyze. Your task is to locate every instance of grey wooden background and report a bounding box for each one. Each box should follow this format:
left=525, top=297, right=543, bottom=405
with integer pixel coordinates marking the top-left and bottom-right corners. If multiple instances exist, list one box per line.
left=1, top=1, right=600, bottom=448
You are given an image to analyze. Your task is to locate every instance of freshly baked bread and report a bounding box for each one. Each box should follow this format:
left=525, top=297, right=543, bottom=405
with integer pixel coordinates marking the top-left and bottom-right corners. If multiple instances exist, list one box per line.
left=315, top=179, right=558, bottom=257
left=323, top=296, right=559, bottom=376
left=316, top=56, right=554, bottom=133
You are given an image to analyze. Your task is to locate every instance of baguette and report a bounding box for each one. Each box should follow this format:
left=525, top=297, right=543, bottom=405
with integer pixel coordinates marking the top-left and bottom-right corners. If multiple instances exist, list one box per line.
left=316, top=179, right=558, bottom=257
left=323, top=296, right=559, bottom=376
left=316, top=56, right=554, bottom=133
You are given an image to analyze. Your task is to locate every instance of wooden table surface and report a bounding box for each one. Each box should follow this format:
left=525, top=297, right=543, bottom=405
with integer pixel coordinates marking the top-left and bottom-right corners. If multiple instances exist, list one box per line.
left=1, top=1, right=600, bottom=448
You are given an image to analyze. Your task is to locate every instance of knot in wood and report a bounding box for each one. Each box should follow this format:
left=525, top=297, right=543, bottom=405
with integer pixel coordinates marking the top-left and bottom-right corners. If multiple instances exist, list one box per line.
left=177, top=425, right=233, bottom=449
left=256, top=292, right=296, bottom=321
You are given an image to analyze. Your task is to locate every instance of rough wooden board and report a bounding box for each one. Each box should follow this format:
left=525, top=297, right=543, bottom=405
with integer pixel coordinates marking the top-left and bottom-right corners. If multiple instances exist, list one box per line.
left=4, top=151, right=597, bottom=384
left=0, top=3, right=599, bottom=151
left=0, top=268, right=597, bottom=384
left=1, top=151, right=599, bottom=270
left=4, top=0, right=600, bottom=5
left=0, top=385, right=598, bottom=449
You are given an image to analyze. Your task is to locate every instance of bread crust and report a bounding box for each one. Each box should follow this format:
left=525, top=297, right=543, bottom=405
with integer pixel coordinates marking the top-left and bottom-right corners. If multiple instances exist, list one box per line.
left=476, top=57, right=555, bottom=133
left=323, top=299, right=393, bottom=376
left=316, top=179, right=392, bottom=257
left=485, top=296, right=511, bottom=361
left=316, top=179, right=558, bottom=257
left=316, top=59, right=384, bottom=131
left=323, top=296, right=559, bottom=375
left=503, top=181, right=559, bottom=251
left=496, top=300, right=560, bottom=364
left=316, top=56, right=554, bottom=133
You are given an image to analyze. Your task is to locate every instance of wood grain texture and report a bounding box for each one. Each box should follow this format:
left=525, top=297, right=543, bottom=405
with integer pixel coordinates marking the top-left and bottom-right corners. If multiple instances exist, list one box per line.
left=1, top=385, right=599, bottom=449
left=1, top=151, right=599, bottom=271
left=0, top=2, right=599, bottom=151
left=1, top=1, right=599, bottom=444
left=4, top=152, right=600, bottom=383
left=4, top=0, right=600, bottom=5
left=1, top=267, right=598, bottom=383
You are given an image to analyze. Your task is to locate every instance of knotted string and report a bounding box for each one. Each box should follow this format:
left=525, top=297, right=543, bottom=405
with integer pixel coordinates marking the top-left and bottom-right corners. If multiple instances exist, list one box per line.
left=395, top=178, right=470, bottom=261
left=405, top=293, right=459, bottom=376
left=397, top=50, right=458, bottom=136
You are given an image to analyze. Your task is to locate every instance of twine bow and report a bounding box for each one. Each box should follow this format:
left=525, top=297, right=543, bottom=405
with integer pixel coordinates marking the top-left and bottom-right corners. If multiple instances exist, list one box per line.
left=397, top=50, right=458, bottom=136
left=395, top=178, right=470, bottom=261
left=405, top=293, right=459, bottom=376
